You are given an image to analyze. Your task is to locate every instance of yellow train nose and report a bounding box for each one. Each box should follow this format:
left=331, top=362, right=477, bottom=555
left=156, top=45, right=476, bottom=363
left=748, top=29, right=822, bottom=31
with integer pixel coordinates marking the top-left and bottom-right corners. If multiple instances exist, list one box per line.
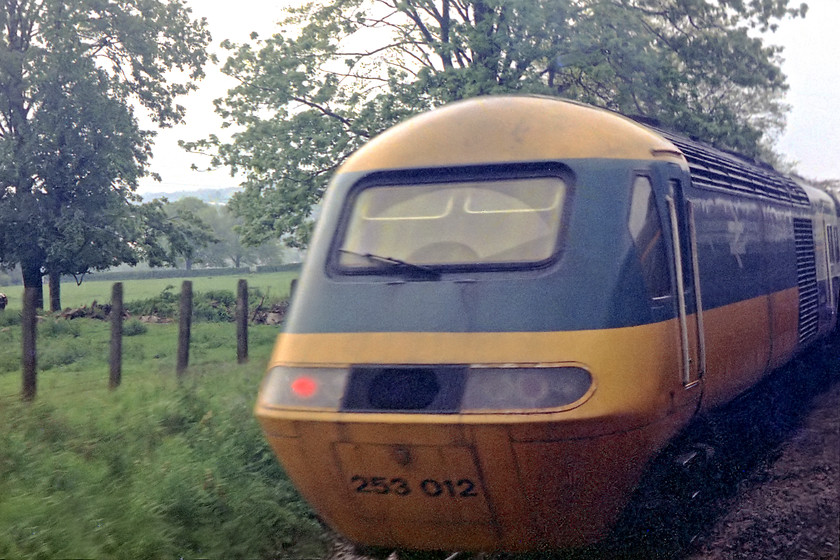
left=256, top=400, right=688, bottom=552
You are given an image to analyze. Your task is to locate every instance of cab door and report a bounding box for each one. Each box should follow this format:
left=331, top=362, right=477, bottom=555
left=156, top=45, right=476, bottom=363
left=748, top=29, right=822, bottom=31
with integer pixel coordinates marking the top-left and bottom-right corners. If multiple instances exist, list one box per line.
left=665, top=178, right=705, bottom=390
left=630, top=170, right=704, bottom=405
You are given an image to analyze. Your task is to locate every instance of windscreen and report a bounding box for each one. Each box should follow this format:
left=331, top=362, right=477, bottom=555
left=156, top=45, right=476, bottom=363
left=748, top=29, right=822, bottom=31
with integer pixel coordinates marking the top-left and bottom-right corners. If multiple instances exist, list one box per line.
left=336, top=176, right=567, bottom=270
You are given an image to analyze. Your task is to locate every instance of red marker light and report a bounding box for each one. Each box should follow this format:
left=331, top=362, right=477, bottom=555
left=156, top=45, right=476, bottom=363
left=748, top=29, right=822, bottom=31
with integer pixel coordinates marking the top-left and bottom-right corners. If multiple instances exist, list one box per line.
left=291, top=376, right=318, bottom=399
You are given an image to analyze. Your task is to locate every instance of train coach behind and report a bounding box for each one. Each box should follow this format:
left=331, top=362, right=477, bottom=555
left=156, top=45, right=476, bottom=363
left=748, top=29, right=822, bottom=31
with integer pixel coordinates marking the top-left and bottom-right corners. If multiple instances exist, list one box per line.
left=255, top=96, right=840, bottom=552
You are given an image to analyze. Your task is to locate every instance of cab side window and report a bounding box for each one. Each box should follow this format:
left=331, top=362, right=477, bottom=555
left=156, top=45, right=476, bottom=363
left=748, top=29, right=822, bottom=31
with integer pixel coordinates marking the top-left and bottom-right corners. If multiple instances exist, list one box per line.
left=629, top=176, right=671, bottom=299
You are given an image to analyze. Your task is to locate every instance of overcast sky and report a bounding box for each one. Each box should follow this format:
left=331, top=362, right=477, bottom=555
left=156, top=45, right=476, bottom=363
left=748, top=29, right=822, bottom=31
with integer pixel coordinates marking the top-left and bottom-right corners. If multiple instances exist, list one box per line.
left=137, top=0, right=840, bottom=195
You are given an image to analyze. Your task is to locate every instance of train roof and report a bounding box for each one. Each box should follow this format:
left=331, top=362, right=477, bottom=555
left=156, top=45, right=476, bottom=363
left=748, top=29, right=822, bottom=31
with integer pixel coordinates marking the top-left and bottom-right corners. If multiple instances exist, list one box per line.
left=339, top=95, right=809, bottom=207
left=339, top=95, right=686, bottom=173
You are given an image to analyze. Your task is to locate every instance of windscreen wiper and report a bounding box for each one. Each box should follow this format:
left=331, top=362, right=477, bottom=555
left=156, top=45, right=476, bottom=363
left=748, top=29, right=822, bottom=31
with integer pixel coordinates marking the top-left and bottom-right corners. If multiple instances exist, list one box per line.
left=338, top=249, right=441, bottom=279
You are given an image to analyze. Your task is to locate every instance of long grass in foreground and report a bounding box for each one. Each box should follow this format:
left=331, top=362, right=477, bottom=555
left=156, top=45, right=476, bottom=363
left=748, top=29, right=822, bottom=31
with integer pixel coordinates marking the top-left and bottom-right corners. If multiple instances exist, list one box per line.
left=0, top=320, right=328, bottom=560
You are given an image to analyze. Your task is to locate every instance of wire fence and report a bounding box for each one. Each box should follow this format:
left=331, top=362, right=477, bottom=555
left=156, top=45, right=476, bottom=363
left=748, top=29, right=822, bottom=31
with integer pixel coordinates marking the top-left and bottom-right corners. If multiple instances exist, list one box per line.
left=1, top=279, right=252, bottom=403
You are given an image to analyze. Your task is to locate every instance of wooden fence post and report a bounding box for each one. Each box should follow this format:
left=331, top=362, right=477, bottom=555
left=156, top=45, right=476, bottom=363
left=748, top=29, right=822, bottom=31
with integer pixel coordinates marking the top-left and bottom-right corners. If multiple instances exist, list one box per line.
left=21, top=286, right=37, bottom=401
left=236, top=279, right=248, bottom=364
left=177, top=280, right=193, bottom=377
left=109, top=282, right=123, bottom=389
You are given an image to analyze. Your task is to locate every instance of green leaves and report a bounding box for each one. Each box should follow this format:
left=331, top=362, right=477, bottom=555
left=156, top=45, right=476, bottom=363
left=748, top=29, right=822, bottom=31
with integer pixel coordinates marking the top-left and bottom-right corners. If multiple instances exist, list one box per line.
left=0, top=0, right=211, bottom=305
left=200, top=0, right=804, bottom=246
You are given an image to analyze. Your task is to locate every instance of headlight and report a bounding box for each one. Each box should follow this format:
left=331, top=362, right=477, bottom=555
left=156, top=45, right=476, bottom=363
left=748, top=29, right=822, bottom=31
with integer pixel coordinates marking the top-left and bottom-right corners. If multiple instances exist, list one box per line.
left=461, top=366, right=593, bottom=412
left=260, top=366, right=349, bottom=409
left=259, top=365, right=593, bottom=413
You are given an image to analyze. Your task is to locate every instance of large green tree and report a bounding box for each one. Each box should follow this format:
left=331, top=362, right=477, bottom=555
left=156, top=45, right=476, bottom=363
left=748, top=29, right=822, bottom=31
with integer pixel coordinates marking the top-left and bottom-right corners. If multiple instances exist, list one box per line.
left=140, top=197, right=217, bottom=273
left=190, top=0, right=806, bottom=246
left=164, top=197, right=290, bottom=269
left=0, top=0, right=211, bottom=308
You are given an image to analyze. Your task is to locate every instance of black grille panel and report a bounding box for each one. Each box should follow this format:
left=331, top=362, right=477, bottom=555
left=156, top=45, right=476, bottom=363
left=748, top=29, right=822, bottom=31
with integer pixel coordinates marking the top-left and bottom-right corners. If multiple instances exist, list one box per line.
left=342, top=366, right=466, bottom=413
left=794, top=218, right=819, bottom=344
left=643, top=124, right=809, bottom=207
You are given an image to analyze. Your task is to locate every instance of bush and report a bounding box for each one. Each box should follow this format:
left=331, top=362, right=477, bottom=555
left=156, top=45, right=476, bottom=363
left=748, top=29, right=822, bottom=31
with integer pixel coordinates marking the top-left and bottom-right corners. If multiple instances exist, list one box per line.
left=38, top=340, right=89, bottom=370
left=124, top=285, right=179, bottom=318
left=122, top=286, right=277, bottom=324
left=192, top=290, right=237, bottom=322
left=0, top=310, right=20, bottom=327
left=40, top=318, right=82, bottom=338
left=123, top=319, right=148, bottom=337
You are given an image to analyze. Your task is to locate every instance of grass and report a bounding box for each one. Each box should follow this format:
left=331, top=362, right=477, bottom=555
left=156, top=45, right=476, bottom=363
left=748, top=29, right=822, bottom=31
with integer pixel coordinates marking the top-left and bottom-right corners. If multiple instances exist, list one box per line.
left=0, top=270, right=299, bottom=312
left=0, top=287, right=330, bottom=558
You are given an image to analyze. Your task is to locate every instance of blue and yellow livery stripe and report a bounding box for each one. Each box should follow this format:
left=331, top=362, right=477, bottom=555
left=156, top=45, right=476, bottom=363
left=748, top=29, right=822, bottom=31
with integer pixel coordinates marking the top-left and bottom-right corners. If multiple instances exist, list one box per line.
left=263, top=320, right=683, bottom=427
left=263, top=288, right=800, bottom=420
left=339, top=96, right=688, bottom=173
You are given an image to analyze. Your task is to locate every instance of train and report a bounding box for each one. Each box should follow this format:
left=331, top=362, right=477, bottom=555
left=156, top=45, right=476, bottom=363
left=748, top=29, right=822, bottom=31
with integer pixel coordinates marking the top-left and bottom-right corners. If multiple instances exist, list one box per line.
left=254, top=95, right=840, bottom=552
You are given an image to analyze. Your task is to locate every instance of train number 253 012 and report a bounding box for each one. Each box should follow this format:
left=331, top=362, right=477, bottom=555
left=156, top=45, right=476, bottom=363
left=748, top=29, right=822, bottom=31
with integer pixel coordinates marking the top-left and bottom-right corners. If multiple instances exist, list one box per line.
left=350, top=475, right=479, bottom=498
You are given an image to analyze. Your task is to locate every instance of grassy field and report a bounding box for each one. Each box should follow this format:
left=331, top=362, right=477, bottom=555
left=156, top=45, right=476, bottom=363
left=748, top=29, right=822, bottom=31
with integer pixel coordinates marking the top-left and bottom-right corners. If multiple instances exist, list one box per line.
left=0, top=270, right=336, bottom=559
left=0, top=270, right=299, bottom=312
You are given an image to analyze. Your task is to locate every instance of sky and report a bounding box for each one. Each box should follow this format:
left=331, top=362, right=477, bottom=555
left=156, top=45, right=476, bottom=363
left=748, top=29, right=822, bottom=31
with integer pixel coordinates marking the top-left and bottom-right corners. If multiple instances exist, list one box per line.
left=136, top=0, right=840, bottom=195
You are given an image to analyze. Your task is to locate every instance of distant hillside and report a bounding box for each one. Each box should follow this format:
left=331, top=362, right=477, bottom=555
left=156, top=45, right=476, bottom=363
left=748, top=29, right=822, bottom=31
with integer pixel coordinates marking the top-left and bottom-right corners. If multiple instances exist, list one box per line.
left=140, top=186, right=241, bottom=204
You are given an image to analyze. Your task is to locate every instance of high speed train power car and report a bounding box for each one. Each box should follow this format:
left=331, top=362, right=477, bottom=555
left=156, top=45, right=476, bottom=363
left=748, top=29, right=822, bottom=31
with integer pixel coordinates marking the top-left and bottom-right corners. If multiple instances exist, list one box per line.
left=255, top=96, right=840, bottom=551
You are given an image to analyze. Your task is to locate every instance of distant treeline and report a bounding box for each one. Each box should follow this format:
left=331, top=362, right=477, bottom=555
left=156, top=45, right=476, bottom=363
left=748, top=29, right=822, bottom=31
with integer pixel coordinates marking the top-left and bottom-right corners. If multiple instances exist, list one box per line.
left=0, top=263, right=302, bottom=286
left=73, top=263, right=302, bottom=283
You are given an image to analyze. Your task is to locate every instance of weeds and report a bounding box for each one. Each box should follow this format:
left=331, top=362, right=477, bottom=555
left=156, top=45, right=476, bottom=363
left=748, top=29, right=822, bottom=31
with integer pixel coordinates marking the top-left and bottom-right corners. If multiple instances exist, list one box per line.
left=123, top=318, right=148, bottom=336
left=0, top=320, right=328, bottom=559
left=0, top=309, right=20, bottom=327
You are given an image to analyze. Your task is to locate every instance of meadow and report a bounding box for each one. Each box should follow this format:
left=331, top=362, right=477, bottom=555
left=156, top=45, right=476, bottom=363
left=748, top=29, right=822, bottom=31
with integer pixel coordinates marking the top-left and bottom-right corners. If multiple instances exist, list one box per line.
left=0, top=272, right=332, bottom=559
left=0, top=270, right=300, bottom=312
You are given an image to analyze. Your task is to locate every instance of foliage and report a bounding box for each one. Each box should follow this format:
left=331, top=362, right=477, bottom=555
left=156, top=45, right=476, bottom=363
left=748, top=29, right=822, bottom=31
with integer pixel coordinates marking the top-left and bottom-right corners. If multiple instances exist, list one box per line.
left=164, top=197, right=290, bottom=269
left=0, top=268, right=15, bottom=286
left=125, top=285, right=181, bottom=318
left=0, top=309, right=20, bottom=328
left=124, top=285, right=269, bottom=323
left=188, top=0, right=807, bottom=246
left=192, top=289, right=237, bottom=322
left=0, top=321, right=328, bottom=559
left=137, top=198, right=218, bottom=270
left=0, top=0, right=212, bottom=307
left=39, top=317, right=82, bottom=338
left=123, top=318, right=148, bottom=337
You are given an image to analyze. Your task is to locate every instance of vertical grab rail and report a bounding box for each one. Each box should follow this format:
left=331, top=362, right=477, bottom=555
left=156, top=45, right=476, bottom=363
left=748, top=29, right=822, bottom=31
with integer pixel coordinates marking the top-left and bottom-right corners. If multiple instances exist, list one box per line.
left=687, top=201, right=706, bottom=380
left=823, top=221, right=835, bottom=315
left=666, top=195, right=692, bottom=386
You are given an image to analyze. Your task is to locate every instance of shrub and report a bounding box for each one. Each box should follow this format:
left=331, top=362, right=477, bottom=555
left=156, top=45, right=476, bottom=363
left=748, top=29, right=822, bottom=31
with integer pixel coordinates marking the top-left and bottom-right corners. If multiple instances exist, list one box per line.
left=124, top=286, right=178, bottom=318
left=40, top=318, right=82, bottom=338
left=192, top=290, right=236, bottom=322
left=38, top=341, right=88, bottom=370
left=123, top=319, right=148, bottom=337
left=0, top=310, right=20, bottom=327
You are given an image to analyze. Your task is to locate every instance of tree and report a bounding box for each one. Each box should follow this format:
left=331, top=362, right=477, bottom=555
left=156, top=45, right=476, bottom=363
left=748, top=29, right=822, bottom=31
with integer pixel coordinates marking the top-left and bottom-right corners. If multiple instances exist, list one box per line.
left=19, top=52, right=149, bottom=311
left=191, top=202, right=253, bottom=268
left=168, top=197, right=289, bottom=269
left=0, top=0, right=211, bottom=309
left=189, top=0, right=806, bottom=247
left=139, top=197, right=217, bottom=273
left=158, top=196, right=219, bottom=270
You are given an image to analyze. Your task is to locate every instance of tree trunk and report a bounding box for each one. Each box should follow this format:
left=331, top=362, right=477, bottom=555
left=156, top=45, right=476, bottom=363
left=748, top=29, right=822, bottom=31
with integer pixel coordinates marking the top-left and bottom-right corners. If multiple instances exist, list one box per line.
left=20, top=261, right=44, bottom=310
left=177, top=281, right=193, bottom=377
left=236, top=279, right=248, bottom=364
left=21, top=287, right=38, bottom=401
left=49, top=270, right=61, bottom=312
